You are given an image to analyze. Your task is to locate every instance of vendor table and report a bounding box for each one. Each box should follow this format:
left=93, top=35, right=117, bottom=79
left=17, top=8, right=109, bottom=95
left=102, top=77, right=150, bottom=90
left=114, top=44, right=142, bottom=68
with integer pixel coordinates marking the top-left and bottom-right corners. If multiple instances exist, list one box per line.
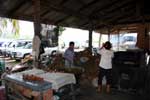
left=4, top=73, right=52, bottom=100
left=4, top=68, right=76, bottom=100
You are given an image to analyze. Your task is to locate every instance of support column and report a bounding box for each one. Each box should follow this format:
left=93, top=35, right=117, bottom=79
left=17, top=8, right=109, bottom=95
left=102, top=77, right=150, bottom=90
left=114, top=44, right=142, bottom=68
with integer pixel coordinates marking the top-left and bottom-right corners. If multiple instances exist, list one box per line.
left=108, top=28, right=111, bottom=41
left=98, top=34, right=102, bottom=47
left=117, top=30, right=120, bottom=51
left=33, top=0, right=41, bottom=37
left=88, top=28, right=93, bottom=51
left=136, top=24, right=150, bottom=50
left=32, top=0, right=41, bottom=68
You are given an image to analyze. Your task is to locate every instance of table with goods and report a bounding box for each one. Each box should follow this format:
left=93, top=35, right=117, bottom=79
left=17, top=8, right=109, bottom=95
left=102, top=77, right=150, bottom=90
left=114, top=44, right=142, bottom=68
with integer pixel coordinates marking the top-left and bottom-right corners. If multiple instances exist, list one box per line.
left=4, top=68, right=76, bottom=100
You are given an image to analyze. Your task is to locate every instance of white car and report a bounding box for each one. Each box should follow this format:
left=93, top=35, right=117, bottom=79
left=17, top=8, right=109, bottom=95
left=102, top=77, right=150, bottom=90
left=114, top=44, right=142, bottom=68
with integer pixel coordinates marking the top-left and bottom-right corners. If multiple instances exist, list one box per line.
left=7, top=40, right=32, bottom=58
left=12, top=43, right=59, bottom=60
left=121, top=35, right=137, bottom=49
left=0, top=41, right=12, bottom=56
left=12, top=43, right=32, bottom=60
left=43, top=46, right=59, bottom=55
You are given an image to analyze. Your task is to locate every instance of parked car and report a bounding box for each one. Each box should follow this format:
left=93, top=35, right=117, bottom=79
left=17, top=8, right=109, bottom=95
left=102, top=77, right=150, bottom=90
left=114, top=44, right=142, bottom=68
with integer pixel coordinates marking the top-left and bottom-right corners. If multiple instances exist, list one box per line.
left=11, top=43, right=32, bottom=60
left=121, top=34, right=137, bottom=49
left=6, top=39, right=32, bottom=58
left=0, top=40, right=13, bottom=56
left=12, top=43, right=60, bottom=61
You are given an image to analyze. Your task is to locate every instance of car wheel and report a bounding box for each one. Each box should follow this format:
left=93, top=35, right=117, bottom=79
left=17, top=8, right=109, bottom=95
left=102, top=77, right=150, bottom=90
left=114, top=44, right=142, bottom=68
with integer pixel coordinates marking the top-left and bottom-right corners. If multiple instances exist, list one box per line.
left=51, top=50, right=57, bottom=56
left=23, top=53, right=30, bottom=59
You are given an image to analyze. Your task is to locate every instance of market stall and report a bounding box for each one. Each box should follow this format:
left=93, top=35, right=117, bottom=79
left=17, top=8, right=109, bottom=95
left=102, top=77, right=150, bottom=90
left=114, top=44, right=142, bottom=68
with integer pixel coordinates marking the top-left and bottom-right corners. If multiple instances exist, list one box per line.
left=4, top=68, right=76, bottom=100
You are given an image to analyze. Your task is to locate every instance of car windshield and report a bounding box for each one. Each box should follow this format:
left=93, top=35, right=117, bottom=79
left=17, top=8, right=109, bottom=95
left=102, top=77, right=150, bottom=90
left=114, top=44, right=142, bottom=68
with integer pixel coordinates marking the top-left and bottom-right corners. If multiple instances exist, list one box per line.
left=1, top=42, right=11, bottom=47
left=24, top=43, right=32, bottom=49
left=9, top=41, right=30, bottom=48
left=17, top=42, right=27, bottom=47
left=124, top=36, right=135, bottom=42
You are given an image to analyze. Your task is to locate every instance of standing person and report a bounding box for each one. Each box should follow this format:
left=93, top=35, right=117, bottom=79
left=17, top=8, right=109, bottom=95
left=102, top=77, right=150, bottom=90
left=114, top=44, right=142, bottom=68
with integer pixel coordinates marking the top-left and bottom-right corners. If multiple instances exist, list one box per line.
left=97, top=41, right=114, bottom=93
left=64, top=41, right=75, bottom=67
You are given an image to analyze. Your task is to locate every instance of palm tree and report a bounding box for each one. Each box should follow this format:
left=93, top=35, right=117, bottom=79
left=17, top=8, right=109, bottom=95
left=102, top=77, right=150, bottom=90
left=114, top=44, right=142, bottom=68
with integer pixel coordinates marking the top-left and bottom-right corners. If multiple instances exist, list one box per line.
left=0, top=17, right=20, bottom=38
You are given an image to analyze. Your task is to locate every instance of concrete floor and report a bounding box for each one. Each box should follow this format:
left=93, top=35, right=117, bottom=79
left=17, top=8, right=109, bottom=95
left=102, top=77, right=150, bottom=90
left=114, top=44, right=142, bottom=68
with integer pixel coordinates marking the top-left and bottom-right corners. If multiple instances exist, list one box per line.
left=75, top=79, right=141, bottom=100
left=76, top=86, right=138, bottom=100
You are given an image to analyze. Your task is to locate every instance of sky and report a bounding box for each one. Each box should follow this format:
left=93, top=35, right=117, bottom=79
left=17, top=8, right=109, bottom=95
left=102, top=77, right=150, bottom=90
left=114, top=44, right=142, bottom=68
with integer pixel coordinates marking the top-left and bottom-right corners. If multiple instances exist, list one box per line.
left=59, top=28, right=89, bottom=45
left=19, top=20, right=34, bottom=39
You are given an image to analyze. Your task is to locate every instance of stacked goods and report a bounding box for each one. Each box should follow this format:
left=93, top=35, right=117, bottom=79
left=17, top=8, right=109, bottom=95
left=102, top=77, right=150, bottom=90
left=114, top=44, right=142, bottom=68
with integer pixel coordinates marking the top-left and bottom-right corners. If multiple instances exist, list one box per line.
left=74, top=48, right=100, bottom=80
left=44, top=47, right=100, bottom=81
left=23, top=74, right=44, bottom=82
left=74, top=48, right=93, bottom=70
left=46, top=54, right=64, bottom=70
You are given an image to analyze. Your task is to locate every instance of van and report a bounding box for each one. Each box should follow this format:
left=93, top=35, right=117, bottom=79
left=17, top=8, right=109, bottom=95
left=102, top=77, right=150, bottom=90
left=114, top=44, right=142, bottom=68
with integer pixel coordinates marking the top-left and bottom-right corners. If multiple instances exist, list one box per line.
left=121, top=34, right=137, bottom=49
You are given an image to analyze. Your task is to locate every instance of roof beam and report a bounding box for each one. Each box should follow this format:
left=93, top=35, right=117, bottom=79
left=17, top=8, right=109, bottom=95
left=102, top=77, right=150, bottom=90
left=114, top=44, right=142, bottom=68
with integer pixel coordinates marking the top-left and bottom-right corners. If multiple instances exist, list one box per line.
left=90, top=0, right=120, bottom=16
left=76, top=0, right=85, bottom=6
left=8, top=0, right=30, bottom=16
left=108, top=9, right=135, bottom=24
left=41, top=1, right=110, bottom=27
left=94, top=4, right=135, bottom=26
left=54, top=15, right=71, bottom=25
left=91, top=0, right=134, bottom=17
left=11, top=12, right=55, bottom=25
left=59, top=0, right=70, bottom=5
left=78, top=0, right=100, bottom=11
left=111, top=19, right=150, bottom=26
left=94, top=10, right=134, bottom=29
left=41, top=10, right=51, bottom=17
left=41, top=1, right=89, bottom=20
left=91, top=10, right=133, bottom=30
left=0, top=7, right=8, bottom=17
left=106, top=0, right=135, bottom=14
left=10, top=13, right=33, bottom=21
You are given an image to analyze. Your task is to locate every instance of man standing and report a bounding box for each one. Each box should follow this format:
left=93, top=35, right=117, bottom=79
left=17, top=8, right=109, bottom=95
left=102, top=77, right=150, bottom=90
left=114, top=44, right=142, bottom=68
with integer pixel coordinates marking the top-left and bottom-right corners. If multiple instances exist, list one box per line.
left=64, top=41, right=75, bottom=67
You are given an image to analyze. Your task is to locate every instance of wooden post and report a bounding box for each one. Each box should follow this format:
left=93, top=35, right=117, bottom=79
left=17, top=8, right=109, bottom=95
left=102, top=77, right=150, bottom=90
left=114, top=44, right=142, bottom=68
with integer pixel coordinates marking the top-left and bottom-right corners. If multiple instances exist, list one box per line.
left=117, top=30, right=120, bottom=51
left=98, top=34, right=102, bottom=47
left=149, top=24, right=150, bottom=51
left=88, top=28, right=93, bottom=51
left=136, top=24, right=150, bottom=50
left=33, top=0, right=41, bottom=37
left=108, top=29, right=110, bottom=41
left=32, top=0, right=41, bottom=68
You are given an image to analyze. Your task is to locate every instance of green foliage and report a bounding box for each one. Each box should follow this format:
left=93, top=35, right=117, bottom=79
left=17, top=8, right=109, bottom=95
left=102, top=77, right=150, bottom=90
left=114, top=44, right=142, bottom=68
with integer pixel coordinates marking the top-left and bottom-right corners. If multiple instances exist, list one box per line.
left=54, top=26, right=66, bottom=36
left=59, top=26, right=65, bottom=35
left=0, top=18, right=20, bottom=38
left=11, top=19, right=20, bottom=36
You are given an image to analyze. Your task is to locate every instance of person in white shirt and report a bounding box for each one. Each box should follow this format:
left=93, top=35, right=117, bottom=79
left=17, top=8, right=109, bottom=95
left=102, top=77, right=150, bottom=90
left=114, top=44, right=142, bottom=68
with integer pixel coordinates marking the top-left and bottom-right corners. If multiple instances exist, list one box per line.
left=97, top=41, right=114, bottom=93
